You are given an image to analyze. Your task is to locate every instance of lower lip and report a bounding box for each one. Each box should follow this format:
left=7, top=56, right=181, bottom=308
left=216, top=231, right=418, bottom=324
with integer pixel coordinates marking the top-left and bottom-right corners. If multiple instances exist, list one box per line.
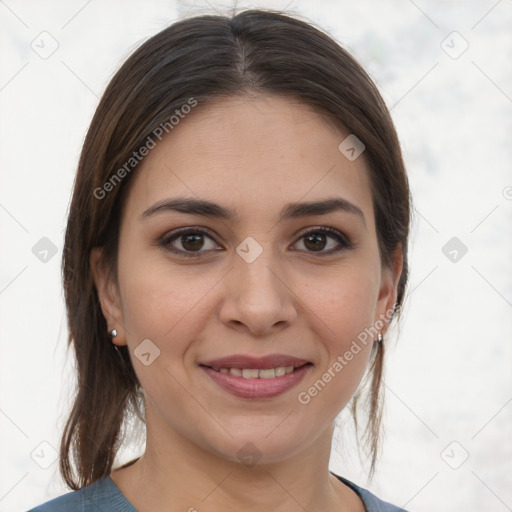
left=200, top=364, right=312, bottom=399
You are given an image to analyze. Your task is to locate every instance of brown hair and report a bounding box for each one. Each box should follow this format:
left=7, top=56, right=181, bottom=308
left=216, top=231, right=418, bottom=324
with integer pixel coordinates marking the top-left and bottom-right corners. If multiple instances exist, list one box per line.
left=60, top=8, right=411, bottom=490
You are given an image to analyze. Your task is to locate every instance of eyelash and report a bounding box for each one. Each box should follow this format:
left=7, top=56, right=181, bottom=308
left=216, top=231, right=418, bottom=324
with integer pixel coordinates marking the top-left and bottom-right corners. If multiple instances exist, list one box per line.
left=159, top=226, right=353, bottom=258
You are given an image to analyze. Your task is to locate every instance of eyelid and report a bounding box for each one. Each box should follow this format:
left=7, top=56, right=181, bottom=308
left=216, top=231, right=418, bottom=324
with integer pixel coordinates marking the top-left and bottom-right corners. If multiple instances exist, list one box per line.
left=159, top=225, right=352, bottom=257
left=294, top=225, right=351, bottom=245
left=159, top=226, right=220, bottom=253
left=292, top=226, right=353, bottom=254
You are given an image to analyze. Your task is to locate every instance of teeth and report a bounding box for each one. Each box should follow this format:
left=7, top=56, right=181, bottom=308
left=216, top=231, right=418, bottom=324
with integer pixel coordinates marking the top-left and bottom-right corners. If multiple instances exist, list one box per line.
left=242, top=368, right=260, bottom=379
left=212, top=366, right=301, bottom=378
left=274, top=366, right=286, bottom=377
left=258, top=368, right=275, bottom=379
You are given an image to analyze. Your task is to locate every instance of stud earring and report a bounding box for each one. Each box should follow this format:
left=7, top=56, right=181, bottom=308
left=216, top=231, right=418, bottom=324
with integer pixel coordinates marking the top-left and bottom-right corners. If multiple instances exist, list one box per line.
left=377, top=331, right=383, bottom=343
left=110, top=328, right=118, bottom=338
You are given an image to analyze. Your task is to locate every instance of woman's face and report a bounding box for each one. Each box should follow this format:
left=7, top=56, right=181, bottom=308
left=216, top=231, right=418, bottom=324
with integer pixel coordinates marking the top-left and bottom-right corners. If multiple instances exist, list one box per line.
left=93, top=94, right=402, bottom=466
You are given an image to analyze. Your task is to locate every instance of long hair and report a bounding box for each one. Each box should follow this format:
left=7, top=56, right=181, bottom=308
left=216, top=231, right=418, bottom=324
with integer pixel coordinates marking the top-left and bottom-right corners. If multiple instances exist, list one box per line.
left=60, top=8, right=411, bottom=490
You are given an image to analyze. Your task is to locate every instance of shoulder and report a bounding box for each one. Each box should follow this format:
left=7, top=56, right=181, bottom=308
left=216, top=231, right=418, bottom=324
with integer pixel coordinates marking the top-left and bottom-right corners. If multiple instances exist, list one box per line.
left=332, top=472, right=409, bottom=512
left=26, top=476, right=136, bottom=512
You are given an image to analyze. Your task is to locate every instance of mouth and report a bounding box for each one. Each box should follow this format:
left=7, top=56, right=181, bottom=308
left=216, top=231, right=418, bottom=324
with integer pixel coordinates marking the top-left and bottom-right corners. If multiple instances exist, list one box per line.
left=201, top=363, right=312, bottom=379
left=199, top=354, right=313, bottom=399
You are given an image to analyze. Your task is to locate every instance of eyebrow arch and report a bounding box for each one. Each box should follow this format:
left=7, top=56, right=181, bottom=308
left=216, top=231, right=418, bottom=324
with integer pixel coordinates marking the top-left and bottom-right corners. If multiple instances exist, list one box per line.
left=140, top=196, right=366, bottom=228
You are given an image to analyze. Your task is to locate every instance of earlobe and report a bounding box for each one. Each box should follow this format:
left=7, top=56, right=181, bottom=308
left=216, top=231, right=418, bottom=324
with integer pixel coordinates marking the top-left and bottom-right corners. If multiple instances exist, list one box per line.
left=90, top=248, right=127, bottom=346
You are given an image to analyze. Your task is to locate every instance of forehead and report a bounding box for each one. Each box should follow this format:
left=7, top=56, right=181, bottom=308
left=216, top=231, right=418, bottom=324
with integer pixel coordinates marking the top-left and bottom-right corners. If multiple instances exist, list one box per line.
left=122, top=94, right=374, bottom=228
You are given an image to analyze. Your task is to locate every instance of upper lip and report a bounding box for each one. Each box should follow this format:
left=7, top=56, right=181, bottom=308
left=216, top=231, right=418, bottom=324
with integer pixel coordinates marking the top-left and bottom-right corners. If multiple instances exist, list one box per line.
left=200, top=354, right=311, bottom=369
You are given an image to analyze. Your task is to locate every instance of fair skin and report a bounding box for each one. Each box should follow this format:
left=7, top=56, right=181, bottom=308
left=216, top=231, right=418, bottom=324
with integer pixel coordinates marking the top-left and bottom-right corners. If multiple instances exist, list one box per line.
left=91, top=94, right=403, bottom=512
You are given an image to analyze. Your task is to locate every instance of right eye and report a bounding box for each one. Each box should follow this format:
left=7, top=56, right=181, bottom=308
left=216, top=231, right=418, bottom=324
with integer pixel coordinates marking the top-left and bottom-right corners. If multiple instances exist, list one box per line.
left=160, top=227, right=221, bottom=257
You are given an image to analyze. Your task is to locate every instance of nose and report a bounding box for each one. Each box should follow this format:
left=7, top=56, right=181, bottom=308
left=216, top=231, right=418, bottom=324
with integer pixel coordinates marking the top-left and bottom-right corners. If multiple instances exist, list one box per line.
left=218, top=246, right=298, bottom=337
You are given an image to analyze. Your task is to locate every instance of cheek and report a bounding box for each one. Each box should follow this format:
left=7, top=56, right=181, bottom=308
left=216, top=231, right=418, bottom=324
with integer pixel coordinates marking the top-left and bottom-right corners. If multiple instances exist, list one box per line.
left=294, top=265, right=378, bottom=408
left=112, top=231, right=215, bottom=427
left=118, top=254, right=218, bottom=350
left=298, top=260, right=379, bottom=345
left=116, top=259, right=215, bottom=407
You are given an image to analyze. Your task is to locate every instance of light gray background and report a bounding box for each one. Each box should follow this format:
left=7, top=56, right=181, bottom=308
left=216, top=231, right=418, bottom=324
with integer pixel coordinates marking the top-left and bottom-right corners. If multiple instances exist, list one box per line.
left=1, top=1, right=511, bottom=511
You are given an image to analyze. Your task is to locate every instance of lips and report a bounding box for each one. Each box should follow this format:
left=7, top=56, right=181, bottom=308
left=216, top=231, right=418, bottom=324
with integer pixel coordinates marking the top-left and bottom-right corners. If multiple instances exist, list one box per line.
left=199, top=354, right=313, bottom=399
left=200, top=365, right=311, bottom=399
left=200, top=354, right=310, bottom=370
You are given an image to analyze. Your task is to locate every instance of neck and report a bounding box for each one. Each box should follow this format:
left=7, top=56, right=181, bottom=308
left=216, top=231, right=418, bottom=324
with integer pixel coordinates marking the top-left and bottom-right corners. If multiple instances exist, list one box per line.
left=110, top=407, right=363, bottom=512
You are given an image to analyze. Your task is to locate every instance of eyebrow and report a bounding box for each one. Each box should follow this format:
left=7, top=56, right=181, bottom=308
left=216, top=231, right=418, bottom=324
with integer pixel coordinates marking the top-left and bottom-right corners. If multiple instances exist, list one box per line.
left=140, top=196, right=366, bottom=228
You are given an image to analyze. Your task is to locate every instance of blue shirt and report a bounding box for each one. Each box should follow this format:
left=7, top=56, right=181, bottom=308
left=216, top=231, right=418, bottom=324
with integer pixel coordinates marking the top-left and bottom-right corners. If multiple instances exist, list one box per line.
left=27, top=472, right=408, bottom=511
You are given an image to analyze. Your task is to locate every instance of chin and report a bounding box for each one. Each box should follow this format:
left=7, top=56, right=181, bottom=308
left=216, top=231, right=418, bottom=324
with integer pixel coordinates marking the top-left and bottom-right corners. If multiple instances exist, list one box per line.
left=200, top=421, right=314, bottom=467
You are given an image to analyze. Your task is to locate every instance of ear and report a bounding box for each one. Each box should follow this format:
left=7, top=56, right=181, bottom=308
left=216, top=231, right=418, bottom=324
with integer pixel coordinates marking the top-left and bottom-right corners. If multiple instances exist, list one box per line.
left=375, top=243, right=404, bottom=337
left=90, top=247, right=127, bottom=346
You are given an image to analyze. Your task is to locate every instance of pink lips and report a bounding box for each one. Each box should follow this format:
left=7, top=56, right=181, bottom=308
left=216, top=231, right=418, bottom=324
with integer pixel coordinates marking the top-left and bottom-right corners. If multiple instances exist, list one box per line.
left=199, top=353, right=312, bottom=399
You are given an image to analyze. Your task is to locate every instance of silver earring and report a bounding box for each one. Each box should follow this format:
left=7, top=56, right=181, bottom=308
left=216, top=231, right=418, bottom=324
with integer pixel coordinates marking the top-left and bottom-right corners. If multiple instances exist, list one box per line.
left=110, top=328, right=118, bottom=338
left=377, top=331, right=383, bottom=343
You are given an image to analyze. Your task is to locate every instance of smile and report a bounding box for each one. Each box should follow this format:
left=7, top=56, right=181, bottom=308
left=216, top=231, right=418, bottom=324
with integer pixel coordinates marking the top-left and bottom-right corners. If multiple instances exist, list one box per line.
left=200, top=362, right=313, bottom=399
left=210, top=366, right=296, bottom=378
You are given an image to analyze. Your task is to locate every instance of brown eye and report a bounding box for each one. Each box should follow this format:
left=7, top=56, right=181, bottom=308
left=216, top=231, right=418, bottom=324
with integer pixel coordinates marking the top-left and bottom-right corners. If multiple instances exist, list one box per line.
left=303, top=232, right=328, bottom=251
left=294, top=227, right=352, bottom=254
left=161, top=228, right=219, bottom=257
left=160, top=226, right=352, bottom=258
left=180, top=233, right=205, bottom=252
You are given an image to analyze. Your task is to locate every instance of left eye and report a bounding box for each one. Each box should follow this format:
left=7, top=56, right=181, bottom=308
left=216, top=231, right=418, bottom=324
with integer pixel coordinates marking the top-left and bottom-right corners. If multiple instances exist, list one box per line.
left=160, top=227, right=351, bottom=257
left=294, top=228, right=351, bottom=253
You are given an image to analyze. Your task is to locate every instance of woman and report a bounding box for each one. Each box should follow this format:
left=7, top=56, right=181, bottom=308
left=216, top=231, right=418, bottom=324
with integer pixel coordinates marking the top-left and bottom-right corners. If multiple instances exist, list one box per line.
left=29, top=8, right=411, bottom=512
